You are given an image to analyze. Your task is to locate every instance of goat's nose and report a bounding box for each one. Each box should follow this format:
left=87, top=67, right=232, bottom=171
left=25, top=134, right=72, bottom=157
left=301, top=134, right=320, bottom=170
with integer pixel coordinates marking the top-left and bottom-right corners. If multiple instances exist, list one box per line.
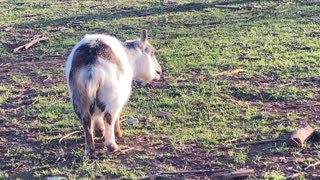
left=157, top=64, right=162, bottom=75
left=156, top=66, right=162, bottom=75
left=156, top=69, right=162, bottom=75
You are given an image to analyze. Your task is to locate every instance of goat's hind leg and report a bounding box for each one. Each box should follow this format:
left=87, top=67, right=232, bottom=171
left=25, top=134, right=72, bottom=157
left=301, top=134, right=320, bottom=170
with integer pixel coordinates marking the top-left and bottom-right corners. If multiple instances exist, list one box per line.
left=104, top=112, right=119, bottom=152
left=72, top=94, right=95, bottom=158
left=82, top=113, right=95, bottom=157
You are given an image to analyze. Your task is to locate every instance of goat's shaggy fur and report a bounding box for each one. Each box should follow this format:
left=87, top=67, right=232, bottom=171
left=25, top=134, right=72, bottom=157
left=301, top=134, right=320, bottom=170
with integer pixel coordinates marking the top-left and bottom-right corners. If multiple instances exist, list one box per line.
left=66, top=30, right=161, bottom=156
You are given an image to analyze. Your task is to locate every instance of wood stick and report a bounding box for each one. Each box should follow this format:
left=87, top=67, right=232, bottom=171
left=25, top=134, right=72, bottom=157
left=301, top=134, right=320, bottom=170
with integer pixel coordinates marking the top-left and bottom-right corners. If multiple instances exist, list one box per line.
left=120, top=147, right=135, bottom=154
left=214, top=5, right=242, bottom=10
left=235, top=139, right=286, bottom=146
left=160, top=169, right=226, bottom=174
left=287, top=123, right=314, bottom=147
left=14, top=35, right=48, bottom=52
left=138, top=169, right=226, bottom=180
left=212, top=69, right=246, bottom=77
left=219, top=169, right=255, bottom=179
left=138, top=169, right=254, bottom=180
left=304, top=161, right=320, bottom=170
left=59, top=131, right=81, bottom=144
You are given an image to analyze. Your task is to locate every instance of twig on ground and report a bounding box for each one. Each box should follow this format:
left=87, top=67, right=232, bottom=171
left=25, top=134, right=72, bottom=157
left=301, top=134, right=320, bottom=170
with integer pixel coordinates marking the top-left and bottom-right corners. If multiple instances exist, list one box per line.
left=138, top=169, right=226, bottom=180
left=214, top=5, right=242, bottom=10
left=43, top=75, right=52, bottom=82
left=289, top=172, right=302, bottom=179
left=59, top=131, right=81, bottom=144
left=55, top=0, right=78, bottom=4
left=223, top=137, right=250, bottom=144
left=304, top=161, right=320, bottom=170
left=8, top=99, right=39, bottom=112
left=0, top=63, right=11, bottom=67
left=278, top=82, right=293, bottom=88
left=235, top=139, right=286, bottom=146
left=119, top=147, right=135, bottom=154
left=138, top=169, right=254, bottom=180
left=14, top=35, right=48, bottom=52
left=212, top=69, right=246, bottom=77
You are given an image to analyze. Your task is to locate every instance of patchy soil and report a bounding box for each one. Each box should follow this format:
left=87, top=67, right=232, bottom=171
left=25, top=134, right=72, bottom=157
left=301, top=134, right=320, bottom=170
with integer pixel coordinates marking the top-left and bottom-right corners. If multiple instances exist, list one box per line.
left=1, top=61, right=320, bottom=179
left=1, top=1, right=320, bottom=179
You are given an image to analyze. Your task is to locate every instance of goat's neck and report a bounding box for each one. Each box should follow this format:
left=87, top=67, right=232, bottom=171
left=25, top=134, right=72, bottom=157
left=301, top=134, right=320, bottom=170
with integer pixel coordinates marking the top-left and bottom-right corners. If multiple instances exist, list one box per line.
left=123, top=46, right=138, bottom=79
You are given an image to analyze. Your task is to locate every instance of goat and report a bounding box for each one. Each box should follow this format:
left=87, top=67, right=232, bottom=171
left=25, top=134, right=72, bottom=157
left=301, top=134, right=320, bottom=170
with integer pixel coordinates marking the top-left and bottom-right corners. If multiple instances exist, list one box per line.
left=65, top=30, right=162, bottom=157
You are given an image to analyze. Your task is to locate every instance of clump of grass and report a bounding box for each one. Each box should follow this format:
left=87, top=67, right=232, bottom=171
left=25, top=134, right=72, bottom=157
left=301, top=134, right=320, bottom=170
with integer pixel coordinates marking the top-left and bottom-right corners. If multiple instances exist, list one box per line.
left=0, top=85, right=13, bottom=103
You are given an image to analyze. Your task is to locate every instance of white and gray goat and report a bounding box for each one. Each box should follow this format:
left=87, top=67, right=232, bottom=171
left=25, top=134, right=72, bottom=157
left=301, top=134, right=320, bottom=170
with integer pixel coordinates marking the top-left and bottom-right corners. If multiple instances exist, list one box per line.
left=66, top=30, right=162, bottom=157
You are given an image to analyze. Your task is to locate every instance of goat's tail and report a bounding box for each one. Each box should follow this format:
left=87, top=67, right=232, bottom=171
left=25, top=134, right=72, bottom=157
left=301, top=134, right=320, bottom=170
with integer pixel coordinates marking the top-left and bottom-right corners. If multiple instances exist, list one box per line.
left=84, top=69, right=100, bottom=103
left=71, top=68, right=101, bottom=119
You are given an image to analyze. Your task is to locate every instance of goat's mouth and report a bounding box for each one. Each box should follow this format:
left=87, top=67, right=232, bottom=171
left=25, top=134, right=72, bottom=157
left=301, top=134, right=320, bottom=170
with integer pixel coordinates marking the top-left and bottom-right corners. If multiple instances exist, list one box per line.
left=153, top=71, right=161, bottom=81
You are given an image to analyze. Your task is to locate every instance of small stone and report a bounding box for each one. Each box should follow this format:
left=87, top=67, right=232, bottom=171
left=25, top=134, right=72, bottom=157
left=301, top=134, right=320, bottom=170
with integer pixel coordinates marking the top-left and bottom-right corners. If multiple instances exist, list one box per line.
left=127, top=118, right=139, bottom=124
left=155, top=112, right=171, bottom=119
left=47, top=176, right=67, bottom=180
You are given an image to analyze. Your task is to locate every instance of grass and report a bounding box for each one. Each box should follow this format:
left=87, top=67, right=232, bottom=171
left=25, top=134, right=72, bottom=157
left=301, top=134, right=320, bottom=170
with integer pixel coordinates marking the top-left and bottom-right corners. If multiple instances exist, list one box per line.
left=0, top=85, right=13, bottom=103
left=1, top=0, right=320, bottom=179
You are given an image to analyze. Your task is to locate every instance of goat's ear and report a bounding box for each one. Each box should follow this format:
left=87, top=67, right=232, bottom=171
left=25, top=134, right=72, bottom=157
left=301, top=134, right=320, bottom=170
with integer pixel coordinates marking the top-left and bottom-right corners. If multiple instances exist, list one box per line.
left=140, top=29, right=148, bottom=48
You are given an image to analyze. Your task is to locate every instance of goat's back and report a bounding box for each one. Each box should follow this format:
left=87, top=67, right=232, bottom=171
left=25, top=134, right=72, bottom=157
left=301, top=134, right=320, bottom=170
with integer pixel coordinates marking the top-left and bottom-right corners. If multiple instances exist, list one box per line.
left=66, top=34, right=133, bottom=118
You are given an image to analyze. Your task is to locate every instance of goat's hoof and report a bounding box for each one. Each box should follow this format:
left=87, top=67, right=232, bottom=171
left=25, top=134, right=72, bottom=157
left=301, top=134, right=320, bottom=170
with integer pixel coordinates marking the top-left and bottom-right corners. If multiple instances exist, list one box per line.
left=106, top=143, right=119, bottom=152
left=84, top=148, right=95, bottom=158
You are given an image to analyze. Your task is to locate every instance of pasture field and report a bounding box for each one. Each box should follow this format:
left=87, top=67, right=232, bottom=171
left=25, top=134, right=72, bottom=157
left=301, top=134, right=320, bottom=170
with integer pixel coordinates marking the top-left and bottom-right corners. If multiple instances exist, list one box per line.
left=0, top=0, right=320, bottom=179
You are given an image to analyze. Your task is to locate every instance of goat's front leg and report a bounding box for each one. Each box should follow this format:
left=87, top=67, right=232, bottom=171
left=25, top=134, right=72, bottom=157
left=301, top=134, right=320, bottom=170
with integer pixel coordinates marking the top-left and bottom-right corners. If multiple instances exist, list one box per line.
left=104, top=112, right=119, bottom=152
left=82, top=114, right=95, bottom=157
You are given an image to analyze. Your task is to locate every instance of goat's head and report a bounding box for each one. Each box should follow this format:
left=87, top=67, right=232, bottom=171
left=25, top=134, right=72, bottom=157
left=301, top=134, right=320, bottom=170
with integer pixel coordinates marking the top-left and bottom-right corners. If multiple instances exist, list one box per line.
left=124, top=30, right=162, bottom=83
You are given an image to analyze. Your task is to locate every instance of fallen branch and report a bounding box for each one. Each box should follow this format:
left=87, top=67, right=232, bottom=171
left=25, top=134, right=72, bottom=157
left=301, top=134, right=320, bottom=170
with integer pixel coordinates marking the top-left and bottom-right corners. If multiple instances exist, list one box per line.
left=59, top=131, right=81, bottom=144
left=219, top=169, right=255, bottom=179
left=287, top=123, right=314, bottom=147
left=304, top=161, right=320, bottom=170
left=235, top=139, right=286, bottom=146
left=138, top=169, right=225, bottom=180
left=138, top=169, right=254, bottom=180
left=14, top=35, right=48, bottom=52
